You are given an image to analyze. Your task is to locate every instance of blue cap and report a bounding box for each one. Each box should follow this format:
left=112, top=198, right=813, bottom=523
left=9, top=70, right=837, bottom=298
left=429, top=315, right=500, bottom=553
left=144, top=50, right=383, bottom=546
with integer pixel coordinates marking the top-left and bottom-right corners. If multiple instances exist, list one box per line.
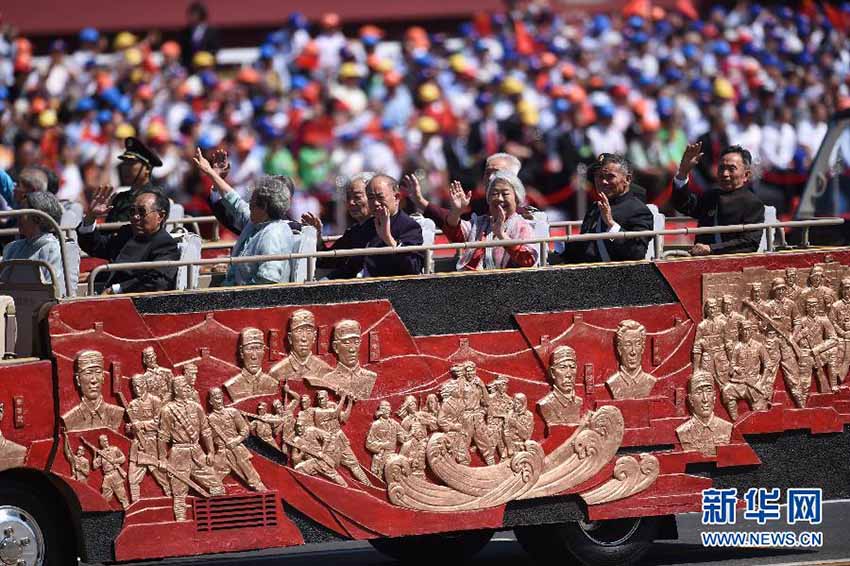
left=76, top=97, right=96, bottom=112
left=784, top=85, right=801, bottom=99
left=712, top=40, right=731, bottom=57
left=590, top=14, right=611, bottom=35
left=96, top=110, right=113, bottom=124
left=256, top=117, right=279, bottom=140
left=737, top=99, right=758, bottom=116
left=664, top=68, right=684, bottom=82
left=116, top=95, right=131, bottom=115
left=0, top=85, right=7, bottom=101
left=100, top=87, right=122, bottom=107
left=474, top=39, right=489, bottom=52
left=631, top=31, right=649, bottom=44
left=690, top=77, right=711, bottom=93
left=682, top=43, right=698, bottom=59
left=79, top=27, right=100, bottom=43
left=554, top=99, right=571, bottom=113
left=291, top=74, right=309, bottom=91
left=778, top=6, right=793, bottom=19
left=655, top=20, right=673, bottom=36
left=657, top=97, right=674, bottom=117
left=180, top=114, right=198, bottom=128
left=200, top=70, right=218, bottom=90
left=749, top=4, right=762, bottom=18
left=251, top=95, right=267, bottom=111
left=475, top=92, right=494, bottom=108
left=638, top=74, right=656, bottom=87
left=197, top=134, right=216, bottom=150
left=628, top=15, right=644, bottom=28
left=259, top=43, right=275, bottom=60
left=288, top=12, right=307, bottom=29
left=459, top=22, right=474, bottom=36
left=363, top=35, right=379, bottom=47
left=797, top=51, right=813, bottom=65
left=689, top=20, right=704, bottom=33
left=596, top=103, right=614, bottom=118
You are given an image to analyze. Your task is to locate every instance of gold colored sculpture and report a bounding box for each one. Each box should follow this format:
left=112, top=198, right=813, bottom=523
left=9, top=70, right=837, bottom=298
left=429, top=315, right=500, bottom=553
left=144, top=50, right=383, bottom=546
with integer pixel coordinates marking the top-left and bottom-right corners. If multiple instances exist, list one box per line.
left=207, top=387, right=267, bottom=491
left=88, top=434, right=130, bottom=510
left=721, top=295, right=745, bottom=350
left=722, top=320, right=771, bottom=420
left=126, top=373, right=171, bottom=501
left=802, top=265, right=836, bottom=315
left=606, top=320, right=657, bottom=399
left=0, top=402, right=26, bottom=471
left=289, top=420, right=346, bottom=486
left=828, top=277, right=850, bottom=382
left=784, top=267, right=804, bottom=306
left=181, top=362, right=202, bottom=404
left=503, top=394, right=534, bottom=457
left=309, top=320, right=377, bottom=401
left=224, top=328, right=279, bottom=402
left=247, top=402, right=278, bottom=446
left=157, top=375, right=226, bottom=522
left=62, top=350, right=125, bottom=432
left=795, top=297, right=840, bottom=396
left=485, top=376, right=512, bottom=459
left=676, top=371, right=733, bottom=456
left=137, top=347, right=175, bottom=403
left=538, top=345, right=583, bottom=427
left=365, top=400, right=406, bottom=480
left=270, top=309, right=332, bottom=384
left=459, top=362, right=496, bottom=465
left=395, top=396, right=435, bottom=477
left=693, top=299, right=731, bottom=385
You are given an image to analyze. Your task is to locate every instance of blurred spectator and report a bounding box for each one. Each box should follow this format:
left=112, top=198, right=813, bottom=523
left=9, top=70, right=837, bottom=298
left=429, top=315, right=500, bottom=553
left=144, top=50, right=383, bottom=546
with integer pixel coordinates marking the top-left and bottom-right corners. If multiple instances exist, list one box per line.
left=195, top=149, right=295, bottom=285
left=672, top=143, right=764, bottom=256
left=107, top=138, right=163, bottom=222
left=78, top=186, right=179, bottom=293
left=181, top=2, right=221, bottom=68
left=561, top=153, right=653, bottom=263
left=2, top=191, right=66, bottom=296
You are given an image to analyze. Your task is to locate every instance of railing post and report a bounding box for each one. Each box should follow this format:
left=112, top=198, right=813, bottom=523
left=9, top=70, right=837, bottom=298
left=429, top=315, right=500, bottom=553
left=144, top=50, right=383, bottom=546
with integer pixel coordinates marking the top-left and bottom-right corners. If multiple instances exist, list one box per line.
left=802, top=227, right=811, bottom=248
left=213, top=221, right=220, bottom=241
left=766, top=226, right=775, bottom=252
left=307, top=257, right=316, bottom=282
left=425, top=249, right=434, bottom=274
left=539, top=242, right=549, bottom=267
left=653, top=235, right=662, bottom=260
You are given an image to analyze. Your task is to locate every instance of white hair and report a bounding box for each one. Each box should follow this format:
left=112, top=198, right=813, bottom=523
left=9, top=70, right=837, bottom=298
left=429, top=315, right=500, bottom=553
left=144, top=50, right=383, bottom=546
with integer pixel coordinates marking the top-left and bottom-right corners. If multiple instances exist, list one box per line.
left=350, top=171, right=377, bottom=187
left=485, top=153, right=521, bottom=175
left=487, top=171, right=527, bottom=205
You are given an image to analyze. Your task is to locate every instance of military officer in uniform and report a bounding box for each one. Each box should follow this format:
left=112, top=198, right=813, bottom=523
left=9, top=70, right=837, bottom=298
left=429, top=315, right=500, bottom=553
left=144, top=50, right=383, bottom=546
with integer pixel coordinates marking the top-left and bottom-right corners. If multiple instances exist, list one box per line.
left=310, top=320, right=377, bottom=400
left=93, top=434, right=130, bottom=509
left=829, top=277, right=850, bottom=382
left=207, top=387, right=267, bottom=491
left=795, top=297, right=840, bottom=397
left=313, top=390, right=373, bottom=485
left=802, top=266, right=837, bottom=315
left=537, top=345, right=583, bottom=427
left=126, top=373, right=171, bottom=501
left=225, top=328, right=279, bottom=402
left=365, top=400, right=406, bottom=479
left=62, top=350, right=125, bottom=432
left=693, top=298, right=730, bottom=385
left=270, top=309, right=332, bottom=384
left=722, top=320, right=771, bottom=420
left=676, top=371, right=733, bottom=456
left=138, top=347, right=174, bottom=403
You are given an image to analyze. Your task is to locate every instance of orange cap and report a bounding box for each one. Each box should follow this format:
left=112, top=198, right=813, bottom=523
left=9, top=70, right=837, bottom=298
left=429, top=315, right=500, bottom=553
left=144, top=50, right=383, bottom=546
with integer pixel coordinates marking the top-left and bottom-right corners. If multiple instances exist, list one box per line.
left=161, top=41, right=181, bottom=58
left=320, top=12, right=340, bottom=28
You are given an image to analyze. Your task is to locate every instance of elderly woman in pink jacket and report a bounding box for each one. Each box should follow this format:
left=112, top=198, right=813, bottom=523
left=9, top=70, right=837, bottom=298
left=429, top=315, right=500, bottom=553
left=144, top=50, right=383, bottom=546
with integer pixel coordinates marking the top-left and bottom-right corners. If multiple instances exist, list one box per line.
left=442, top=171, right=538, bottom=270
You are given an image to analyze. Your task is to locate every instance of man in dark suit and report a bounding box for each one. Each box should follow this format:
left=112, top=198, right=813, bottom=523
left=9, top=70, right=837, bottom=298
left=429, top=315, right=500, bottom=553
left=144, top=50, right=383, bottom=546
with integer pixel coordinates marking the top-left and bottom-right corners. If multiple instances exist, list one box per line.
left=672, top=143, right=764, bottom=256
left=78, top=186, right=180, bottom=294
left=561, top=154, right=653, bottom=263
left=328, top=174, right=423, bottom=279
left=180, top=2, right=220, bottom=68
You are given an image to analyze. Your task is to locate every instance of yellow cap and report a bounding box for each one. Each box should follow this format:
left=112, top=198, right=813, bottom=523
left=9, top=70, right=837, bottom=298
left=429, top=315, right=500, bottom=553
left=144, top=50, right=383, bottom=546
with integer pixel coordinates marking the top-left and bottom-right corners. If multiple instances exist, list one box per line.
left=502, top=77, right=523, bottom=96
left=417, top=115, right=439, bottom=134
left=115, top=123, right=136, bottom=139
left=418, top=82, right=440, bottom=103
left=192, top=51, right=215, bottom=68
left=449, top=53, right=468, bottom=72
left=113, top=31, right=137, bottom=50
left=38, top=109, right=58, bottom=128
left=124, top=47, right=143, bottom=66
left=338, top=62, right=362, bottom=79
left=714, top=77, right=734, bottom=99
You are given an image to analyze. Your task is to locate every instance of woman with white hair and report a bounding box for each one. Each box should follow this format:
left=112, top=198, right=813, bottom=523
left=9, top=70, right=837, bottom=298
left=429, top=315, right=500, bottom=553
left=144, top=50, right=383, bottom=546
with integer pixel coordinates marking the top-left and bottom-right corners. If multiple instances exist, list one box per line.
left=2, top=191, right=67, bottom=296
left=443, top=171, right=538, bottom=270
left=194, top=149, right=294, bottom=285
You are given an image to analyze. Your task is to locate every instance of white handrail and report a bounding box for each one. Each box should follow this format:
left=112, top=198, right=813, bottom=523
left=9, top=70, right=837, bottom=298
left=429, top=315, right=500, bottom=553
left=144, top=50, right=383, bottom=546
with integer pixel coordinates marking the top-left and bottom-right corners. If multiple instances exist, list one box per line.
left=86, top=217, right=844, bottom=295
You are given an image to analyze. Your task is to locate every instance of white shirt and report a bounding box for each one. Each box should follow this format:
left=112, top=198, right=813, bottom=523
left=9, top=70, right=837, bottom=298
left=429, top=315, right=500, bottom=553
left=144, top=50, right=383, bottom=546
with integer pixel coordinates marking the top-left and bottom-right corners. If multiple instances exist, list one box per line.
left=760, top=122, right=797, bottom=169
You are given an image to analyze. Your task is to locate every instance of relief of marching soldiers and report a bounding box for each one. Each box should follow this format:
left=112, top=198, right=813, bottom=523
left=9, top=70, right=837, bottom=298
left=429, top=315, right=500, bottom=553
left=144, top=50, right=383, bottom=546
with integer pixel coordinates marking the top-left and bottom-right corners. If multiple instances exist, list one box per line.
left=696, top=265, right=850, bottom=420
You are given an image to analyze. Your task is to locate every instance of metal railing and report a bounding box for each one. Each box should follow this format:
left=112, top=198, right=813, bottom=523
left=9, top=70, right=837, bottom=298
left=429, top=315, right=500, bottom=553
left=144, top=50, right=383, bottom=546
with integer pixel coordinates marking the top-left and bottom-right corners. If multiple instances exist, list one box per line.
left=0, top=209, right=72, bottom=294
left=85, top=217, right=844, bottom=296
left=0, top=215, right=221, bottom=241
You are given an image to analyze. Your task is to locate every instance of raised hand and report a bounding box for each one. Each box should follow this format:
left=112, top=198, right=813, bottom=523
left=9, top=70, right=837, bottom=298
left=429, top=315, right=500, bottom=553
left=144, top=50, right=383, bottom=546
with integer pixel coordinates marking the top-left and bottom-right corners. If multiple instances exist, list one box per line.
left=301, top=212, right=323, bottom=232
left=210, top=148, right=231, bottom=179
left=402, top=173, right=428, bottom=211
left=374, top=204, right=395, bottom=247
left=676, top=141, right=704, bottom=180
left=192, top=147, right=216, bottom=177
left=492, top=204, right=507, bottom=239
left=85, top=185, right=114, bottom=223
left=598, top=191, right=615, bottom=228
left=448, top=180, right=471, bottom=213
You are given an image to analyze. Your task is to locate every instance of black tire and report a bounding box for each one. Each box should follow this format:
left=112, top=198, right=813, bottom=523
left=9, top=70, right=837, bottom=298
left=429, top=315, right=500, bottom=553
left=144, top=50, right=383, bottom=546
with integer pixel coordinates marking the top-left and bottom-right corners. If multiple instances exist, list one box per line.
left=516, top=517, right=659, bottom=566
left=370, top=529, right=494, bottom=563
left=0, top=480, right=77, bottom=566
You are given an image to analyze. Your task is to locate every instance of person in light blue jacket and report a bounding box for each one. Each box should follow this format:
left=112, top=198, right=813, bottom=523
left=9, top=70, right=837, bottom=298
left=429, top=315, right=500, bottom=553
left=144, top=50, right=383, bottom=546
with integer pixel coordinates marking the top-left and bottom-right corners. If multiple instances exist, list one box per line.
left=194, top=148, right=294, bottom=286
left=2, top=191, right=66, bottom=296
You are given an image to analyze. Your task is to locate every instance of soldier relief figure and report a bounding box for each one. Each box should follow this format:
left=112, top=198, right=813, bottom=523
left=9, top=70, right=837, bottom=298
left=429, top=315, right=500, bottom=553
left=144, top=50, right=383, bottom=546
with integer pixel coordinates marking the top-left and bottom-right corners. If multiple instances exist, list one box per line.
left=126, top=373, right=171, bottom=501
left=676, top=371, right=733, bottom=457
left=137, top=347, right=174, bottom=403
left=270, top=309, right=332, bottom=384
left=606, top=320, right=657, bottom=399
left=63, top=350, right=125, bottom=432
left=310, top=320, right=377, bottom=401
left=829, top=277, right=850, bottom=381
left=538, top=345, right=583, bottom=426
left=225, top=328, right=279, bottom=402
left=722, top=320, right=771, bottom=420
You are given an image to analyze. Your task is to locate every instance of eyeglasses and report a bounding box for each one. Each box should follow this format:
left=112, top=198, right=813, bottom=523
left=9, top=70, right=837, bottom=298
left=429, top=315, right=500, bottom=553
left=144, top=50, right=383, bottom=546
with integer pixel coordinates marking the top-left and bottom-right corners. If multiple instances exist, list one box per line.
left=129, top=207, right=157, bottom=218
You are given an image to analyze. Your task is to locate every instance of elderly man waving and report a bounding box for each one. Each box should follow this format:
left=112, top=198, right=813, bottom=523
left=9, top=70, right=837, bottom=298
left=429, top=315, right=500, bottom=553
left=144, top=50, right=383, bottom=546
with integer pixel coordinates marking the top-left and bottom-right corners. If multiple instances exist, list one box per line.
left=561, top=153, right=653, bottom=263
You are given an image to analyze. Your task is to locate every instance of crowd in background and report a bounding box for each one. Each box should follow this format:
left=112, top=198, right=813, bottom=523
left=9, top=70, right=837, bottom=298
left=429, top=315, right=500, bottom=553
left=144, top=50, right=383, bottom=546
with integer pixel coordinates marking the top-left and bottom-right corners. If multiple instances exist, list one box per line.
left=1, top=0, right=850, bottom=234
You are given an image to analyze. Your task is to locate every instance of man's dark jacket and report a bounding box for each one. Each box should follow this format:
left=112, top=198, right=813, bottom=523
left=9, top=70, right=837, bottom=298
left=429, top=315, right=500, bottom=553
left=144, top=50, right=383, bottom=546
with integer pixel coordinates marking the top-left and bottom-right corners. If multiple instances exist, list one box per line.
left=327, top=211, right=424, bottom=279
left=561, top=190, right=654, bottom=263
left=78, top=224, right=180, bottom=292
left=671, top=181, right=764, bottom=254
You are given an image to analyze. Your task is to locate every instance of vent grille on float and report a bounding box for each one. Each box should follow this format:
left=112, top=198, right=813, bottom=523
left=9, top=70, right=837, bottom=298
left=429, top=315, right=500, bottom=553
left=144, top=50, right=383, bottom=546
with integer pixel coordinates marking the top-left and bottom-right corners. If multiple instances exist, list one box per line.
left=195, top=492, right=279, bottom=532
